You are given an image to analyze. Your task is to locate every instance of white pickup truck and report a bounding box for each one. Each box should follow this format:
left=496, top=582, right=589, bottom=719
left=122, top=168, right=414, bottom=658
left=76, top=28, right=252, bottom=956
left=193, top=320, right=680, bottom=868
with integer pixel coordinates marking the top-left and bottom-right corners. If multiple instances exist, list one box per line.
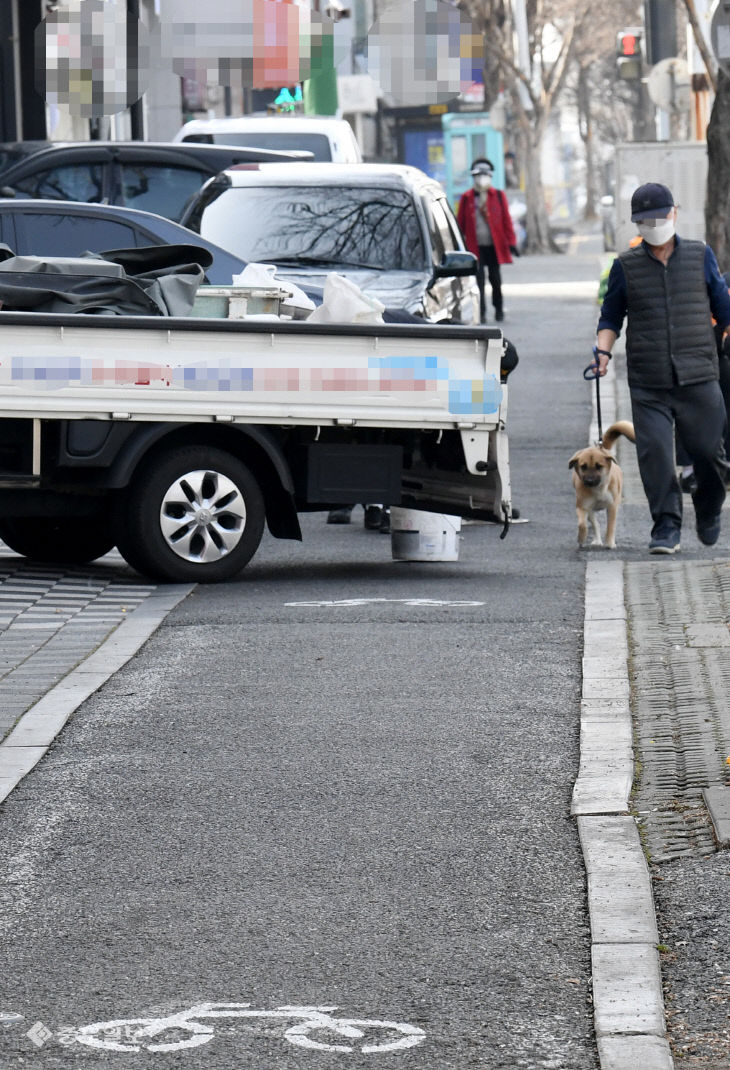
left=0, top=311, right=512, bottom=582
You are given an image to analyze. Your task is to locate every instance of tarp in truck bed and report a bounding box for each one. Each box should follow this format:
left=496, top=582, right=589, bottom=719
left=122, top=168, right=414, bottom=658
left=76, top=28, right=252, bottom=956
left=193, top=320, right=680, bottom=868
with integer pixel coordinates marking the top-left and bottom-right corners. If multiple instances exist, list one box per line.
left=0, top=243, right=212, bottom=316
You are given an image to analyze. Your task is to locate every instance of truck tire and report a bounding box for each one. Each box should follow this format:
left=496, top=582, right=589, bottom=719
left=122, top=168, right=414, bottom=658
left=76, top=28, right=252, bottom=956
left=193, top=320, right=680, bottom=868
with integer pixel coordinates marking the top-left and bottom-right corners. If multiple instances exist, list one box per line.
left=0, top=516, right=115, bottom=564
left=115, top=445, right=265, bottom=583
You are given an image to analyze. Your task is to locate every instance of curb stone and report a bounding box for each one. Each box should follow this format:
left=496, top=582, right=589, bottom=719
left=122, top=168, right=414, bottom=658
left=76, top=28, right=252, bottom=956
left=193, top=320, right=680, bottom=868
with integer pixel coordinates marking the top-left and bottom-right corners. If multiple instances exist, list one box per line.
left=576, top=561, right=673, bottom=1070
left=0, top=583, right=194, bottom=804
left=702, top=786, right=730, bottom=846
left=592, top=944, right=666, bottom=1036
left=597, top=1035, right=674, bottom=1070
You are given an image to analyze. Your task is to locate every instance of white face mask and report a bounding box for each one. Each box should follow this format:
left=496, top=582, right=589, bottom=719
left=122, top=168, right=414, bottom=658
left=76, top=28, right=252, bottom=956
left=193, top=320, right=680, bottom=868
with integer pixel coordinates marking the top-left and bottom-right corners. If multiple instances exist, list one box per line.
left=473, top=174, right=492, bottom=192
left=636, top=216, right=675, bottom=245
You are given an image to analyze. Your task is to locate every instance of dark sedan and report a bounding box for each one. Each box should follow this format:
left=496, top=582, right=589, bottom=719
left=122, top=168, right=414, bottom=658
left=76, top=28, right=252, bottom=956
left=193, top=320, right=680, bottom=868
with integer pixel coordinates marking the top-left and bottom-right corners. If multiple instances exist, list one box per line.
left=0, top=141, right=311, bottom=223
left=0, top=199, right=246, bottom=285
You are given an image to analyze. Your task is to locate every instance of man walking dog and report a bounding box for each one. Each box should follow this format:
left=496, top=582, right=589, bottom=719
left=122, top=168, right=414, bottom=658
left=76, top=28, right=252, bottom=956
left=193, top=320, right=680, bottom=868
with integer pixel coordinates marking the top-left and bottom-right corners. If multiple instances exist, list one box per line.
left=594, top=181, right=730, bottom=554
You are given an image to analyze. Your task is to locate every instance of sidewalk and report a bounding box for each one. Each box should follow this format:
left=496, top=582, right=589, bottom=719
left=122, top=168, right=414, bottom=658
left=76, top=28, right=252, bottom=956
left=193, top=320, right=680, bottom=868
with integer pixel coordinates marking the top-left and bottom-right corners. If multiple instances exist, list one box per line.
left=629, top=557, right=730, bottom=1067
left=0, top=551, right=155, bottom=745
left=0, top=550, right=192, bottom=804
left=614, top=375, right=730, bottom=1068
left=570, top=310, right=730, bottom=1069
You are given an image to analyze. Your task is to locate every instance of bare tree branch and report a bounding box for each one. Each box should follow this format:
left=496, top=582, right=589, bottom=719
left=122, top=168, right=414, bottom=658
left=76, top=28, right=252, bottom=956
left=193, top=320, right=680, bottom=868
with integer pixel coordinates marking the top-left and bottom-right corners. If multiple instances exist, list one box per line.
left=481, top=34, right=538, bottom=110
left=680, top=0, right=718, bottom=93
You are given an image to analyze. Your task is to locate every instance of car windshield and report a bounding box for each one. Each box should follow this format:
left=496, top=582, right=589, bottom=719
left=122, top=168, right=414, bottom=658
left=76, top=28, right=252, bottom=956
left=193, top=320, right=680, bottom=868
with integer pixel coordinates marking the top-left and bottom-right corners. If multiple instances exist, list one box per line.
left=198, top=185, right=427, bottom=271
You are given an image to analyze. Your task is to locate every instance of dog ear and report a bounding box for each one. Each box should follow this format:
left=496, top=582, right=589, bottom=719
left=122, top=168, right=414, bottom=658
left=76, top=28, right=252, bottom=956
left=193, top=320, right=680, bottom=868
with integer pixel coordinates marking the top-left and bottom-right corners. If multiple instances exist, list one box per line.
left=568, top=453, right=581, bottom=470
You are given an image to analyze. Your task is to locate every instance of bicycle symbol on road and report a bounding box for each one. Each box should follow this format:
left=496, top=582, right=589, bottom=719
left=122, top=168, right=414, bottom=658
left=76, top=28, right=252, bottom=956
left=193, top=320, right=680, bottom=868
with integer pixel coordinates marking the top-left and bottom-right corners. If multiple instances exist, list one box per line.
left=73, top=1002, right=426, bottom=1055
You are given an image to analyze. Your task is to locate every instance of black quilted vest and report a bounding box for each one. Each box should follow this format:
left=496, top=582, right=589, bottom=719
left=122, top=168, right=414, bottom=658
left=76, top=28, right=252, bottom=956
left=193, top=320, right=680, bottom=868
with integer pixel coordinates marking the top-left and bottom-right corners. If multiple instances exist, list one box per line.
left=618, top=238, right=718, bottom=389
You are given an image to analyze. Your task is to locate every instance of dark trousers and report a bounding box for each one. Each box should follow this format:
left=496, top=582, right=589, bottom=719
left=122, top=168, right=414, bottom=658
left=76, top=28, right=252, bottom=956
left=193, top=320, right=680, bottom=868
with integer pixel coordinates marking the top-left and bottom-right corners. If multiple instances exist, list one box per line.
left=476, top=244, right=502, bottom=321
left=630, top=380, right=727, bottom=537
left=720, top=355, right=730, bottom=458
left=676, top=356, right=730, bottom=465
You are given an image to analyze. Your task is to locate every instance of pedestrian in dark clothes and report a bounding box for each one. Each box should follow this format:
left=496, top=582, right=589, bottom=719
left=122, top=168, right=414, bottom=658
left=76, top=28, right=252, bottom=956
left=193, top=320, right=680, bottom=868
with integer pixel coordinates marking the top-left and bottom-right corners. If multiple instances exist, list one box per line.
left=595, top=181, right=730, bottom=554
left=678, top=268, right=730, bottom=495
left=456, top=158, right=518, bottom=323
left=716, top=272, right=730, bottom=467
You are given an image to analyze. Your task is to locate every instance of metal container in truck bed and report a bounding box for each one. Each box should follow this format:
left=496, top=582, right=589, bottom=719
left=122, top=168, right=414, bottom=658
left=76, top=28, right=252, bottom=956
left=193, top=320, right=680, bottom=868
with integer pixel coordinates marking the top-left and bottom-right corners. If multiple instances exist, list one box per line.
left=0, top=312, right=512, bottom=582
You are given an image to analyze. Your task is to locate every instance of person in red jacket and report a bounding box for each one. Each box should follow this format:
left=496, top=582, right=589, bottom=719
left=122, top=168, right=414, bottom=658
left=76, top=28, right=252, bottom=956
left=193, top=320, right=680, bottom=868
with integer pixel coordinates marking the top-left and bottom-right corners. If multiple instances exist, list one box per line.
left=456, top=157, right=519, bottom=323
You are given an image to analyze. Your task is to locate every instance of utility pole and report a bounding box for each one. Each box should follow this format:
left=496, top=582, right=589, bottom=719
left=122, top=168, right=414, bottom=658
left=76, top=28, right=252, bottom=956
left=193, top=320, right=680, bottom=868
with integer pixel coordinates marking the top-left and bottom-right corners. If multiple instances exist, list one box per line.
left=127, top=0, right=145, bottom=139
left=511, top=0, right=532, bottom=111
left=18, top=0, right=47, bottom=138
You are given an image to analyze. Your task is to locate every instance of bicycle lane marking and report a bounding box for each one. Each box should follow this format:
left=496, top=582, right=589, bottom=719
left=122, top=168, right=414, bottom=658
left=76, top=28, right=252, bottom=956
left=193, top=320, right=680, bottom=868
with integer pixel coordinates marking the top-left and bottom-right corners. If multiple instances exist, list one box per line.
left=68, top=1002, right=426, bottom=1055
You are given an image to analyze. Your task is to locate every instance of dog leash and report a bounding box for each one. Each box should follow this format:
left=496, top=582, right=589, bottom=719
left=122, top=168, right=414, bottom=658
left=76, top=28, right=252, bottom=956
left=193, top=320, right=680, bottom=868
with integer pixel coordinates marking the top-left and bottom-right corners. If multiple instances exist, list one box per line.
left=583, top=351, right=603, bottom=445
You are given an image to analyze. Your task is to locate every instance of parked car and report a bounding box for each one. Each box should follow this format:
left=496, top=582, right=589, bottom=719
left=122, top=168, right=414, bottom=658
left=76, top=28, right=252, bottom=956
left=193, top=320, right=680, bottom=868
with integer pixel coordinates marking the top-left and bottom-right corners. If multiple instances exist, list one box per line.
left=0, top=141, right=312, bottom=223
left=0, top=199, right=248, bottom=285
left=180, top=163, right=479, bottom=323
left=173, top=117, right=362, bottom=163
left=0, top=141, right=58, bottom=181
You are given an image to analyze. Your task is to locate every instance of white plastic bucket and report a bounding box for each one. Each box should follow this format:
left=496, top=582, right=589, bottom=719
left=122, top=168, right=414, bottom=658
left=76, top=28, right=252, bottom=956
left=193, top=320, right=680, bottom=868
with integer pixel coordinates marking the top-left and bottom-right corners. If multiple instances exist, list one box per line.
left=390, top=508, right=461, bottom=562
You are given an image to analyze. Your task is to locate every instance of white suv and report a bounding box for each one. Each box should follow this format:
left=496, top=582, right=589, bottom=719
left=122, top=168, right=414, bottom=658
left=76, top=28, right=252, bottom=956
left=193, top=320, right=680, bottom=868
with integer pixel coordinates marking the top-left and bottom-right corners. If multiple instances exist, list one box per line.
left=173, top=117, right=362, bottom=164
left=180, top=163, right=479, bottom=323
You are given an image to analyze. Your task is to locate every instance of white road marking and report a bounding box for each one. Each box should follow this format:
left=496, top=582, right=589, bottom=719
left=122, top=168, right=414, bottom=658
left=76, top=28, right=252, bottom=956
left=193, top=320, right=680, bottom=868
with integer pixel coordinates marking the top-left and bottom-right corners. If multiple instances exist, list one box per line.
left=285, top=1012, right=426, bottom=1054
left=285, top=598, right=484, bottom=607
left=71, top=1002, right=426, bottom=1055
left=0, top=1011, right=24, bottom=1025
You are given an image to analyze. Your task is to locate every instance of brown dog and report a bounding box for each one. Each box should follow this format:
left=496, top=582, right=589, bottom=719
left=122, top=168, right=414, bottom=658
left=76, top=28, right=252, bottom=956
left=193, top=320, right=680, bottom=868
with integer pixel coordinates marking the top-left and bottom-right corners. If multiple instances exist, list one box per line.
left=568, top=421, right=636, bottom=549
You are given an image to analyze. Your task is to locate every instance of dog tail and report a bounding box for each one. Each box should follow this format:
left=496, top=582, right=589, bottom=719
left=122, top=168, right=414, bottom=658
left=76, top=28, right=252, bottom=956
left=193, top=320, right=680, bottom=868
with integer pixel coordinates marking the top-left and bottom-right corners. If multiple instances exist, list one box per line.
left=602, top=420, right=635, bottom=450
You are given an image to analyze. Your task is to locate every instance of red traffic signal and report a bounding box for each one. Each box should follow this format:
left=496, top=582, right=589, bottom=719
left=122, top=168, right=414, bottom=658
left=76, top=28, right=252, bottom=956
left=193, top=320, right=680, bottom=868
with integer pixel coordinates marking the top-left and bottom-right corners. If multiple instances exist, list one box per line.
left=616, top=28, right=643, bottom=79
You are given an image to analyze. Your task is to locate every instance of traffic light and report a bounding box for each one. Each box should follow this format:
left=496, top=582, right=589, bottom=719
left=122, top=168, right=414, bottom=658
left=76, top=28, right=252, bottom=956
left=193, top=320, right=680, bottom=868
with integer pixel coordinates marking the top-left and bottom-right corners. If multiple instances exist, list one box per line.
left=617, top=28, right=643, bottom=80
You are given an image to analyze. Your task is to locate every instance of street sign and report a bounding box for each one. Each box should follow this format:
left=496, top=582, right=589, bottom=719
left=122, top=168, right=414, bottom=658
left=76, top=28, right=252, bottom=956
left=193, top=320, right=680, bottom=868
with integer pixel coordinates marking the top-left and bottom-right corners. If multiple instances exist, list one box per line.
left=647, top=56, right=690, bottom=112
left=710, top=0, right=730, bottom=76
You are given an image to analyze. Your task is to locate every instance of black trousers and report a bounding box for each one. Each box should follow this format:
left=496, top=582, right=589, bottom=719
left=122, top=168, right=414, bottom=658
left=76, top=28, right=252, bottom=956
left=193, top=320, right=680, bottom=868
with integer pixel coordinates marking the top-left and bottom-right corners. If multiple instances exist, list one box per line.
left=720, top=354, right=730, bottom=458
left=476, top=244, right=502, bottom=321
left=630, top=380, right=727, bottom=537
left=676, top=354, right=730, bottom=465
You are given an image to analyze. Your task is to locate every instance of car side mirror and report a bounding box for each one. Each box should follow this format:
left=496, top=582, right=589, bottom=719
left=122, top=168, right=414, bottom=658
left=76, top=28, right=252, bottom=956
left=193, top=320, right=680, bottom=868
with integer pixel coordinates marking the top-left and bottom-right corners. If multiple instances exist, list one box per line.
left=431, top=251, right=478, bottom=282
left=0, top=187, right=16, bottom=198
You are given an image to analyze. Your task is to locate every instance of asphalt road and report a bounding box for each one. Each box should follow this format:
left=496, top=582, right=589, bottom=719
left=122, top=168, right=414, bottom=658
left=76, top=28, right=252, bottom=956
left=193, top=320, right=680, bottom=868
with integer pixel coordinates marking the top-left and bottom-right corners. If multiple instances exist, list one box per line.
left=0, top=239, right=607, bottom=1069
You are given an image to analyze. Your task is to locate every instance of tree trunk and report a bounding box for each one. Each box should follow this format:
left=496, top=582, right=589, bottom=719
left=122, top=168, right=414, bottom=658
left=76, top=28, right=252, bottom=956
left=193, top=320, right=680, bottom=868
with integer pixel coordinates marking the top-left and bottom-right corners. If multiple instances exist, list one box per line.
left=522, top=119, right=555, bottom=252
left=577, top=65, right=597, bottom=220
left=481, top=47, right=503, bottom=110
left=705, top=67, right=730, bottom=266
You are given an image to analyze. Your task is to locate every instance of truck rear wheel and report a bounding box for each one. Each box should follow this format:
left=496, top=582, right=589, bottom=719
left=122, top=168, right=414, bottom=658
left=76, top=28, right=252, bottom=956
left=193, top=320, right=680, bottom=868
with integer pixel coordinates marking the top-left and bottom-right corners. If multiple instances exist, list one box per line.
left=116, top=446, right=265, bottom=583
left=0, top=516, right=115, bottom=564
